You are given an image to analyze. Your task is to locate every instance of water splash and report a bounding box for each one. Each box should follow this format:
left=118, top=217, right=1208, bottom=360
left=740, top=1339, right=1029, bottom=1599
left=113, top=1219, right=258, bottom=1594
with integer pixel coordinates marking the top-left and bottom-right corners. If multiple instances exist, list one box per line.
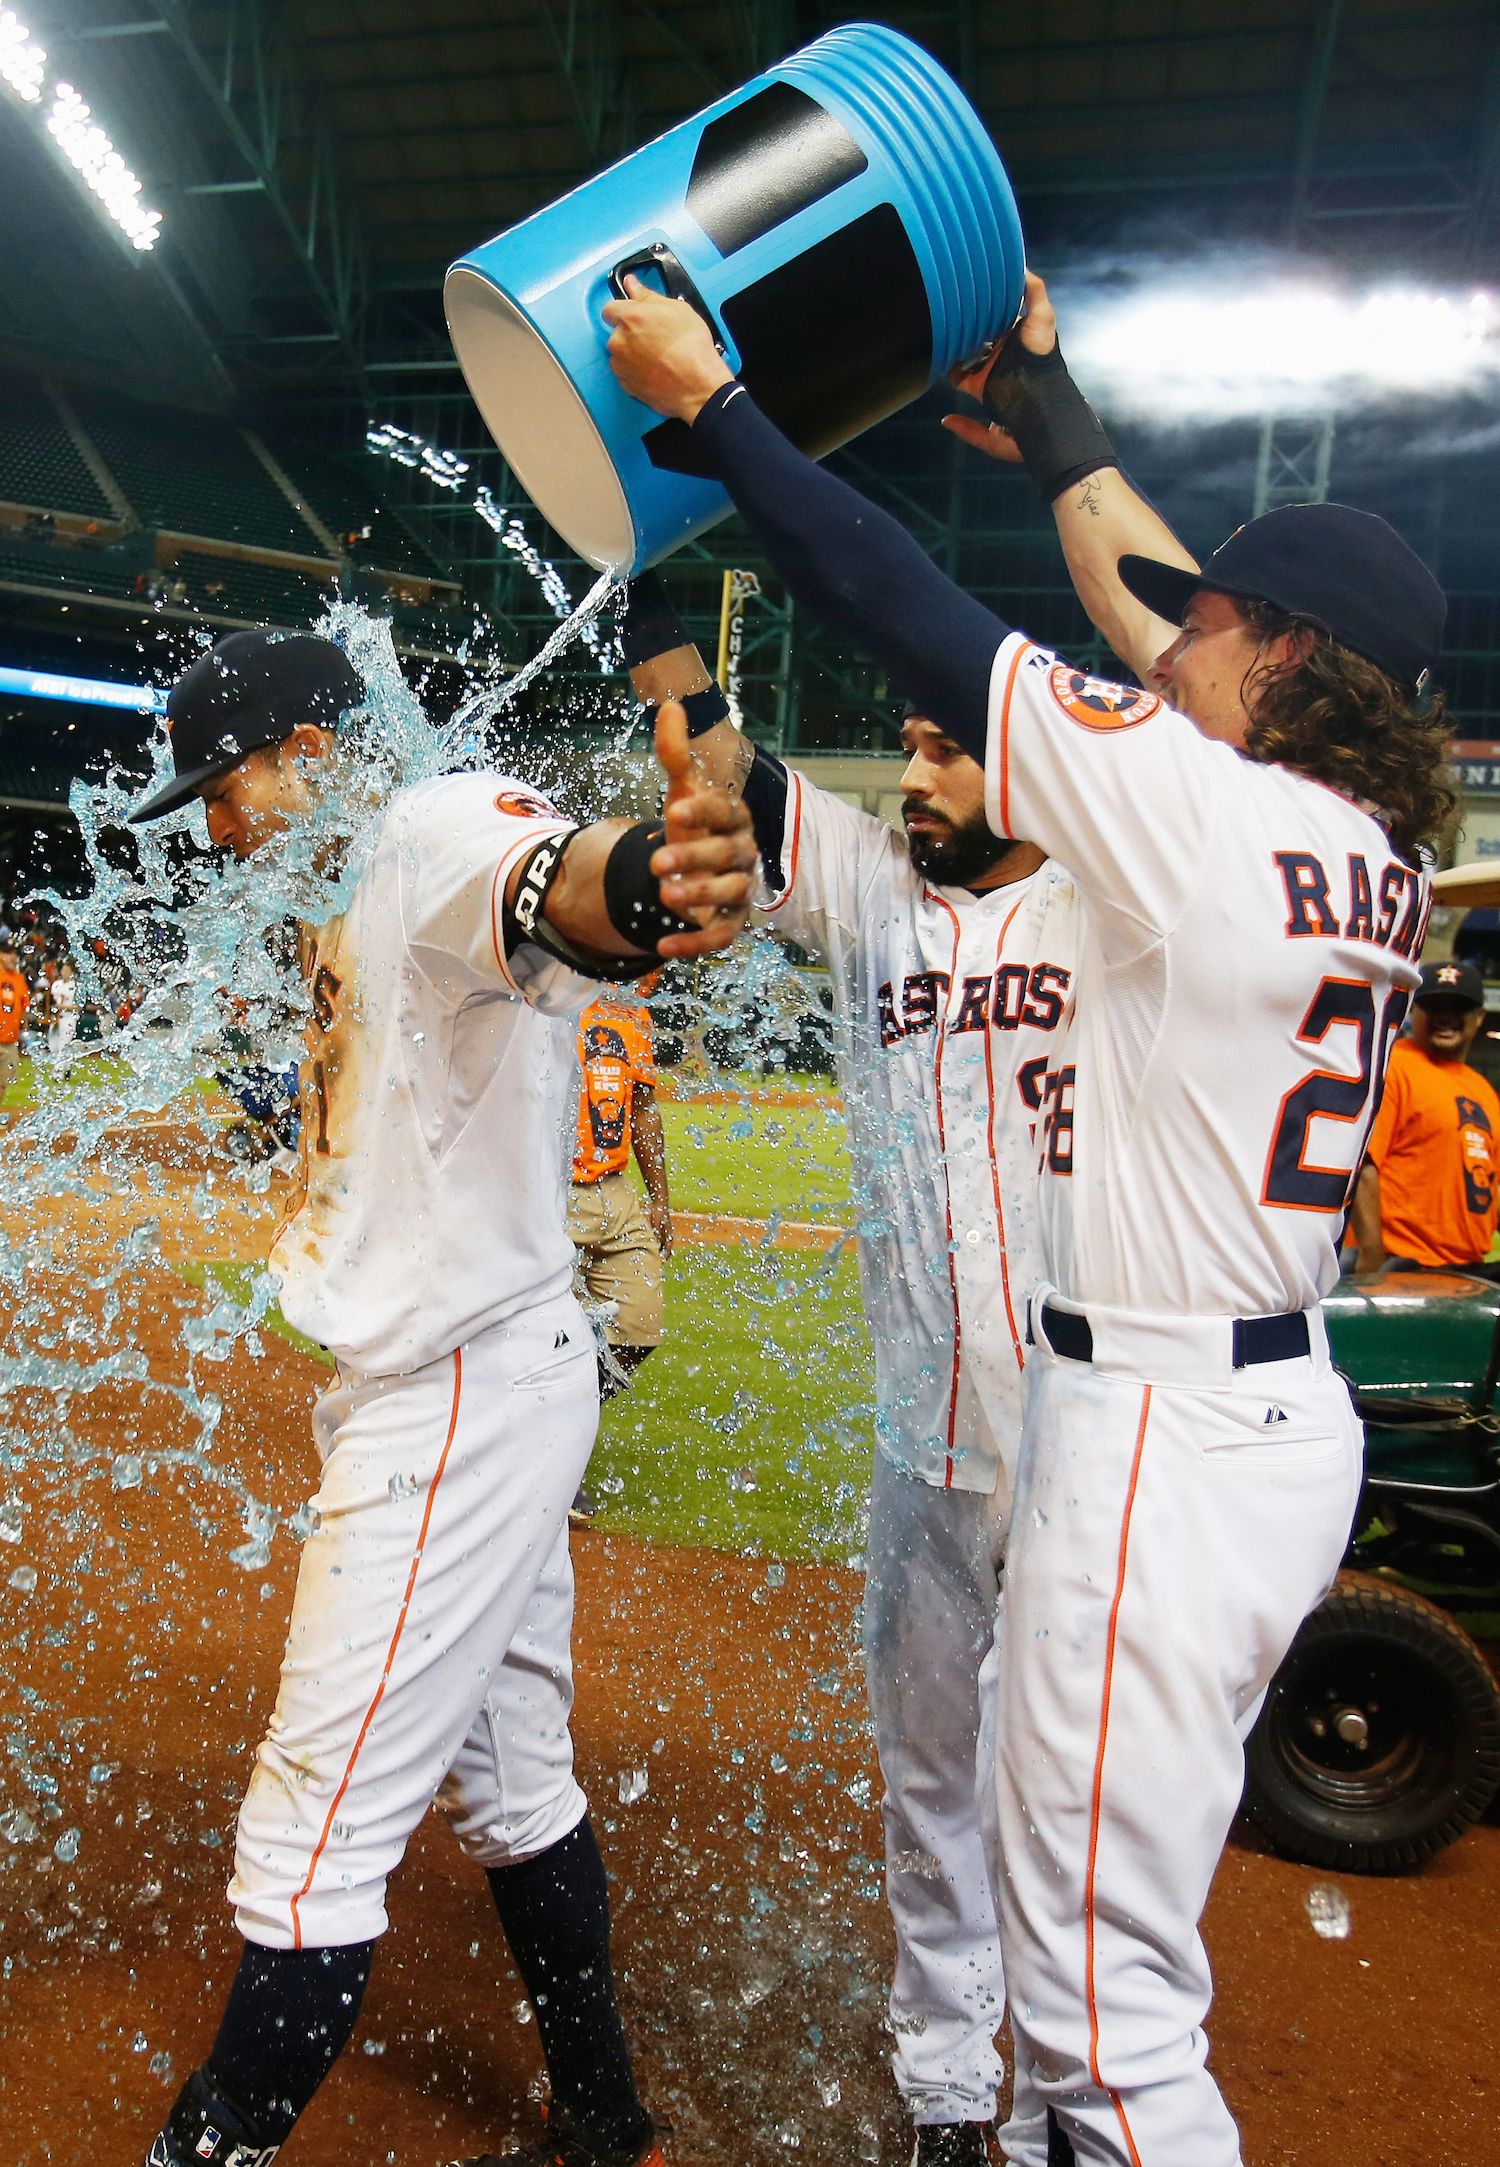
left=443, top=564, right=620, bottom=762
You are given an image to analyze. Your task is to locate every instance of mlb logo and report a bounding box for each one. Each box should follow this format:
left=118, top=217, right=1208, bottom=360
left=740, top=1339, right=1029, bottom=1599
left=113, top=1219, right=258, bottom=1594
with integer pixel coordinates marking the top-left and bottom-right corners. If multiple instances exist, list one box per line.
left=196, top=2134, right=220, bottom=2160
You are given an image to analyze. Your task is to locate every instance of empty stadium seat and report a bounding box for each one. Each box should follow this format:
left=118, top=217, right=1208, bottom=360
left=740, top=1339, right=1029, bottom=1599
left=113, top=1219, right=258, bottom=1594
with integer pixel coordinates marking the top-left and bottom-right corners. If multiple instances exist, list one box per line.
left=70, top=392, right=318, bottom=552
left=0, top=373, right=114, bottom=521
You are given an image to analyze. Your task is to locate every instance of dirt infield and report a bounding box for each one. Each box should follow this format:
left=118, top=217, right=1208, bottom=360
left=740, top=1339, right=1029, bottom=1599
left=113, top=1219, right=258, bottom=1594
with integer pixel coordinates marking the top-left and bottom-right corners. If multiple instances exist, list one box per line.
left=0, top=1164, right=1497, bottom=2163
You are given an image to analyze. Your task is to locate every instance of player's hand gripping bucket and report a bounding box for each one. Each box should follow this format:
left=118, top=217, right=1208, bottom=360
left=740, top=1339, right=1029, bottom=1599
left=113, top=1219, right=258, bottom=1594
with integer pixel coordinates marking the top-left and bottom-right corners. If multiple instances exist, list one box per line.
left=444, top=22, right=1024, bottom=574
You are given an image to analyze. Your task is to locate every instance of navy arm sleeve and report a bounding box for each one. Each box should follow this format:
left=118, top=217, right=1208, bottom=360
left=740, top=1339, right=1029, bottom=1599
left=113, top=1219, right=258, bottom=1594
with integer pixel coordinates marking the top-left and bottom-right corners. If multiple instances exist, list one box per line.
left=691, top=384, right=1014, bottom=762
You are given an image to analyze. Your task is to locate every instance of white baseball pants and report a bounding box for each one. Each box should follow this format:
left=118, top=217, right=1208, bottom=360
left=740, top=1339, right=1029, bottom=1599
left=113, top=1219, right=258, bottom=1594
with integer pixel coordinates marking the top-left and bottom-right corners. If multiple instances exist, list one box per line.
left=863, top=1455, right=1046, bottom=2155
left=990, top=1300, right=1361, bottom=2166
left=230, top=1291, right=599, bottom=1949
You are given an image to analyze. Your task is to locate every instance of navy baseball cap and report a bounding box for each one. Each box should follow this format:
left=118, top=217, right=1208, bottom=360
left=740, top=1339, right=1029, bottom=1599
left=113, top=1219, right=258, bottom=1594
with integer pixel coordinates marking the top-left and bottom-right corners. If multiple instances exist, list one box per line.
left=1415, top=959, right=1485, bottom=1009
left=1118, top=503, right=1446, bottom=695
left=129, top=629, right=363, bottom=823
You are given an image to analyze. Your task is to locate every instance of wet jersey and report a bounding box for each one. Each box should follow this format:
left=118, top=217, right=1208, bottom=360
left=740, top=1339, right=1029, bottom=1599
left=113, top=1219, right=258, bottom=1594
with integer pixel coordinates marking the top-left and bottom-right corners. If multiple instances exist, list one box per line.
left=573, top=998, right=656, bottom=1184
left=269, top=774, right=597, bottom=1375
left=983, top=637, right=1428, bottom=1316
left=1366, top=1037, right=1500, bottom=1267
left=764, top=768, right=1079, bottom=1493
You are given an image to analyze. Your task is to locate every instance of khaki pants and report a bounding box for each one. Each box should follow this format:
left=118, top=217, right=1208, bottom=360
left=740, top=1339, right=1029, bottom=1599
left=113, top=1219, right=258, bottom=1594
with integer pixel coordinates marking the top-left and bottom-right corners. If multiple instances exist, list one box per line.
left=566, top=1172, right=665, bottom=1347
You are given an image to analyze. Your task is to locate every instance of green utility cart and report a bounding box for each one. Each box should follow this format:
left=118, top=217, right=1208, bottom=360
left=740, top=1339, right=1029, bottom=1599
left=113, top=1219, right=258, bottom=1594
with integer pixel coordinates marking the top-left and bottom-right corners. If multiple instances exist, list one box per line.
left=1244, top=1269, right=1500, bottom=1873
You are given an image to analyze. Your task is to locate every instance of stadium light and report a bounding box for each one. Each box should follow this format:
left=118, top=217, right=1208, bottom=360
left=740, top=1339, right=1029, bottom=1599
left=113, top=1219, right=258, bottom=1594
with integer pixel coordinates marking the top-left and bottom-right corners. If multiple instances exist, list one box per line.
left=45, top=81, right=162, bottom=252
left=1064, top=279, right=1500, bottom=423
left=0, top=9, right=45, bottom=103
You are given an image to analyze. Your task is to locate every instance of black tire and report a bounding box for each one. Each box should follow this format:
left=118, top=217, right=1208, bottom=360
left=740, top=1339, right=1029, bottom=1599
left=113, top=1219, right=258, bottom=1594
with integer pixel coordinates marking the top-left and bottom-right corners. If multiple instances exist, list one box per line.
left=1243, top=1570, right=1500, bottom=1874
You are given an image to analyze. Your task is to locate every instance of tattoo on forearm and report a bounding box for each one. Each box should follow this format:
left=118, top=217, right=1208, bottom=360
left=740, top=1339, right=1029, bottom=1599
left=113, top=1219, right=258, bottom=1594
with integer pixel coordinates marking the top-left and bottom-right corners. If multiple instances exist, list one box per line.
left=1078, top=474, right=1103, bottom=519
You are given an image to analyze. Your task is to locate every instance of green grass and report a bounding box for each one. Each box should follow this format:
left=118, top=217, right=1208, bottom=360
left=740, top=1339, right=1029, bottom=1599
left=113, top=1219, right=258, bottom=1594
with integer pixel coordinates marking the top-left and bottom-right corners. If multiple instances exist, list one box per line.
left=176, top=1259, right=335, bottom=1366
left=655, top=1096, right=853, bottom=1225
left=584, top=1244, right=875, bottom=1560
left=0, top=1051, right=223, bottom=1111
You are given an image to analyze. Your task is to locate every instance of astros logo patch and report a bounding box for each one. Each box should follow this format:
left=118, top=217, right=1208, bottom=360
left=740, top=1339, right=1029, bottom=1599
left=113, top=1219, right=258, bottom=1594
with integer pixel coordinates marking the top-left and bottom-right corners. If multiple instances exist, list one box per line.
left=1047, top=663, right=1161, bottom=732
left=494, top=788, right=559, bottom=819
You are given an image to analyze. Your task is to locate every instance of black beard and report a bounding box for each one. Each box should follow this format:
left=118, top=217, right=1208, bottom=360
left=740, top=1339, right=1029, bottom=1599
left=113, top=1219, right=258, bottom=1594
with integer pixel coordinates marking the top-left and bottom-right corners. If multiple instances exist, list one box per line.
left=904, top=810, right=1018, bottom=888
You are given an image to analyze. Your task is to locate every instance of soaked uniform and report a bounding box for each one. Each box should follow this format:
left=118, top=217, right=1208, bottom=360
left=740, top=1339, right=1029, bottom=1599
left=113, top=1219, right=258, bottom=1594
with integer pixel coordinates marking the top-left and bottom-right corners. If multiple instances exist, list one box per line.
left=755, top=759, right=1078, bottom=2135
left=235, top=772, right=601, bottom=1949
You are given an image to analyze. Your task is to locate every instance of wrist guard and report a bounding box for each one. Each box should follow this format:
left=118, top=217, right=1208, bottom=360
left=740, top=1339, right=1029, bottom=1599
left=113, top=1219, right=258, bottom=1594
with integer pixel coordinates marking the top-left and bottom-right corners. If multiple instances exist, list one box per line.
left=603, top=819, right=695, bottom=953
left=680, top=682, right=731, bottom=737
left=981, top=341, right=1120, bottom=504
left=619, top=571, right=689, bottom=667
left=503, top=828, right=677, bottom=985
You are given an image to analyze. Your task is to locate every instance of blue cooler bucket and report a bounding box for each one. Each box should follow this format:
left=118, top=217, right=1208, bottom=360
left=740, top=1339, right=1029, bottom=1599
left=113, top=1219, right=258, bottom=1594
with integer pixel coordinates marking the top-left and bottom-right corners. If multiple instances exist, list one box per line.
left=445, top=21, right=1024, bottom=575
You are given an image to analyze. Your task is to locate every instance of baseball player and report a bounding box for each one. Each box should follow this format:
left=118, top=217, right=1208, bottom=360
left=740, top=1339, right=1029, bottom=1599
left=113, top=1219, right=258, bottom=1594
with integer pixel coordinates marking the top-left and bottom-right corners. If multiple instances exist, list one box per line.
left=569, top=983, right=671, bottom=1398
left=46, top=956, right=78, bottom=1070
left=618, top=576, right=1078, bottom=2166
left=125, top=627, right=758, bottom=2167
left=604, top=281, right=1450, bottom=2165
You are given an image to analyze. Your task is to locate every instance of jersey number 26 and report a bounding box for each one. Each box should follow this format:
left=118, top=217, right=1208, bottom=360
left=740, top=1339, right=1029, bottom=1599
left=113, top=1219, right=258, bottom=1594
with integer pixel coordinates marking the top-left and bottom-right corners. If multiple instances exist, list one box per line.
left=1262, top=976, right=1408, bottom=1213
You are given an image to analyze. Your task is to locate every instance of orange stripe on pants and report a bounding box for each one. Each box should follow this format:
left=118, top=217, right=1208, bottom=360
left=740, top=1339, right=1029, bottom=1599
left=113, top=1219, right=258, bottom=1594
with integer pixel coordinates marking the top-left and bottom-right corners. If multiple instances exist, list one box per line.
left=1083, top=1383, right=1151, bottom=2167
left=288, top=1346, right=465, bottom=1949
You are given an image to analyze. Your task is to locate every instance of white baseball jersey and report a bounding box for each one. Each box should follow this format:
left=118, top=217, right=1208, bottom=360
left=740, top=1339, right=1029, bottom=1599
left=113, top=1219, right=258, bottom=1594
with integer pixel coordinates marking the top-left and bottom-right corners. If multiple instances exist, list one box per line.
left=983, top=637, right=1428, bottom=1316
left=270, top=773, right=597, bottom=1375
left=764, top=769, right=1080, bottom=1492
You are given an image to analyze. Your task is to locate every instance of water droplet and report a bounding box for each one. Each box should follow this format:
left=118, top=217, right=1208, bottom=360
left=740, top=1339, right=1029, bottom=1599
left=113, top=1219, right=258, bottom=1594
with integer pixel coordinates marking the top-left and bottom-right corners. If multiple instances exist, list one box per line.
left=8, top=1564, right=37, bottom=1594
left=0, top=1501, right=22, bottom=1544
left=513, top=1998, right=533, bottom=2026
left=111, top=1453, right=143, bottom=1491
left=817, top=2078, right=841, bottom=2107
left=1305, top=1884, right=1351, bottom=1940
left=728, top=1468, right=758, bottom=1493
left=618, top=1768, right=648, bottom=1806
left=53, top=1828, right=80, bottom=1863
left=891, top=1848, right=942, bottom=1881
left=130, top=2031, right=149, bottom=2053
left=362, top=2038, right=386, bottom=2057
left=387, top=1472, right=418, bottom=1503
left=149, top=2051, right=174, bottom=2080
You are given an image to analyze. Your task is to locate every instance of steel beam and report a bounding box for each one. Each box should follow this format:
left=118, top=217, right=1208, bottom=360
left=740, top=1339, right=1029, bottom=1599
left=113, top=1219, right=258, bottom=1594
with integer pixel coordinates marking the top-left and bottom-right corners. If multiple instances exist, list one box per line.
left=152, top=0, right=370, bottom=372
left=537, top=0, right=636, bottom=166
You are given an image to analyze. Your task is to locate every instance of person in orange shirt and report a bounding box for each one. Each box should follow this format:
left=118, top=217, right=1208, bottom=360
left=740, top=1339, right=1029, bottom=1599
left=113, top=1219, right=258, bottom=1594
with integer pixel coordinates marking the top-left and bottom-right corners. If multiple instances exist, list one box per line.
left=0, top=937, right=31, bottom=1102
left=1352, top=959, right=1500, bottom=1275
left=568, top=982, right=671, bottom=1398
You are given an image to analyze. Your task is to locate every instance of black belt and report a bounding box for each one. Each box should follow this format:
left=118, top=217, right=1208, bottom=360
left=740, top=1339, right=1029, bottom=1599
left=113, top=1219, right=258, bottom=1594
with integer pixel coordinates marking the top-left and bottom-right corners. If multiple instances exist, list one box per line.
left=1035, top=1299, right=1311, bottom=1368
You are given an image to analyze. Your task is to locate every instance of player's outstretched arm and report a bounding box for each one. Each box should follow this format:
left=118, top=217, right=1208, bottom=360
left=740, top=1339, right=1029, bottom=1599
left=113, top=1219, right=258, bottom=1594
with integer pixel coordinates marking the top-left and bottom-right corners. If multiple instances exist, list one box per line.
left=945, top=269, right=1194, bottom=686
left=504, top=700, right=759, bottom=968
left=618, top=571, right=750, bottom=800
left=605, top=278, right=1006, bottom=766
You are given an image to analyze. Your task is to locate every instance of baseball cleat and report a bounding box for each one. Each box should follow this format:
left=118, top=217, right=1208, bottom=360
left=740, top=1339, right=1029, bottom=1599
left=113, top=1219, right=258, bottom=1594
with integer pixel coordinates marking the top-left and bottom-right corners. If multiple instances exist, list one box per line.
left=909, top=2123, right=1003, bottom=2166
left=443, top=2103, right=665, bottom=2167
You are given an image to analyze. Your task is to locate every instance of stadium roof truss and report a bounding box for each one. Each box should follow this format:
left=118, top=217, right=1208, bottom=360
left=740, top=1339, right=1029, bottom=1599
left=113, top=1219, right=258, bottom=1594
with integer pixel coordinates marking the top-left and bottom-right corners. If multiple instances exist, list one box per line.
left=2, top=0, right=1499, bottom=739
